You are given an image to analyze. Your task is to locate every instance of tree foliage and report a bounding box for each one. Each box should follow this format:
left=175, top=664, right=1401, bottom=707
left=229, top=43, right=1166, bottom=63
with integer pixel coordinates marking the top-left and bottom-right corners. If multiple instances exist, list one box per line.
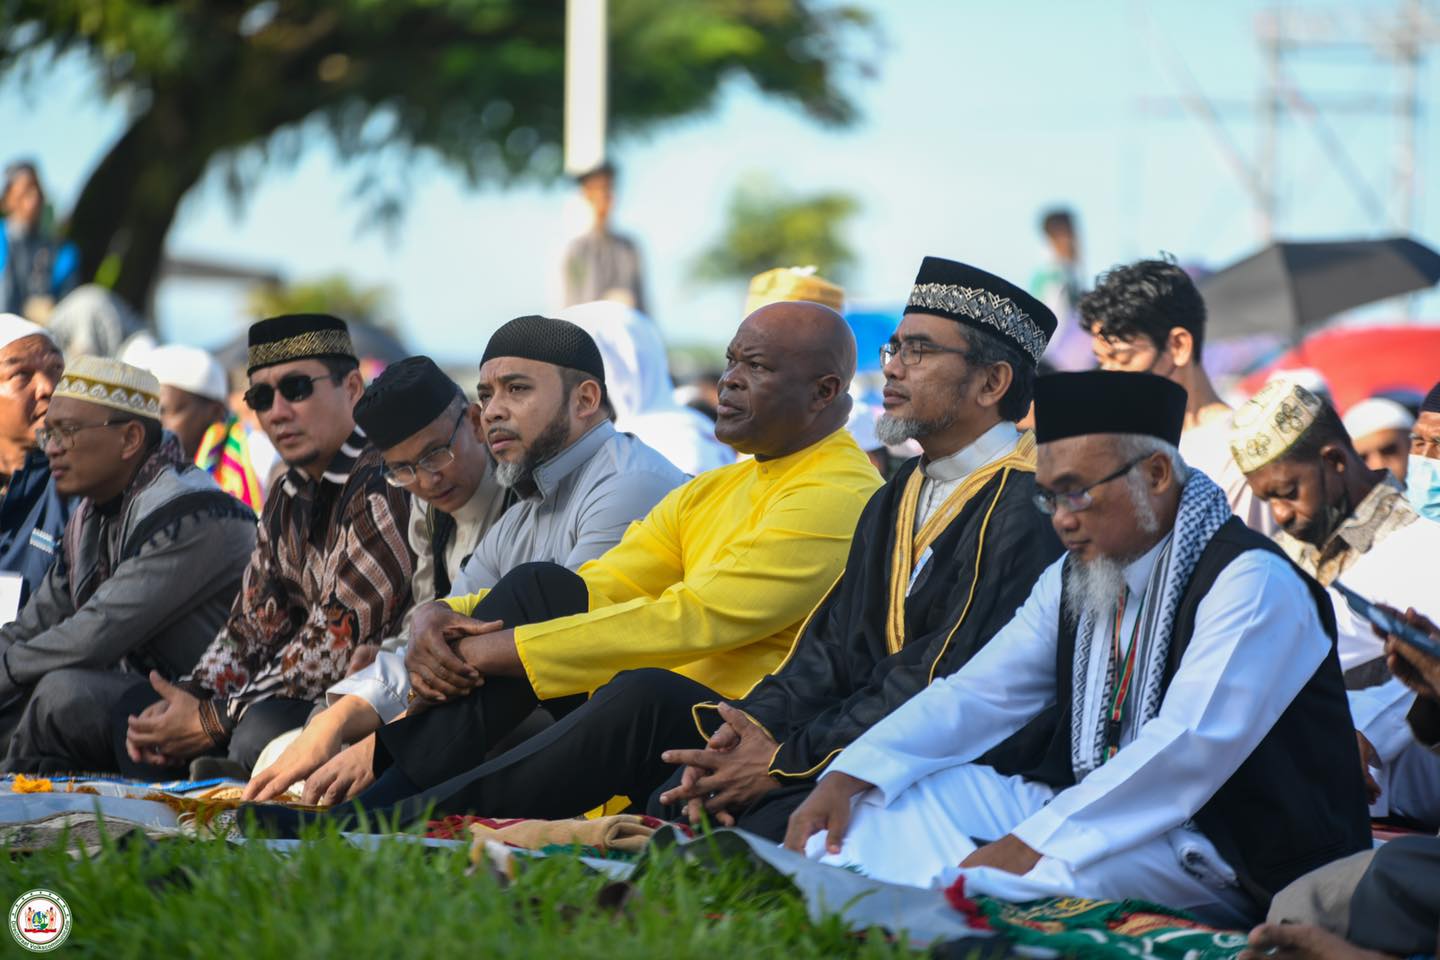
left=692, top=175, right=860, bottom=285
left=0, top=0, right=872, bottom=315
left=246, top=274, right=394, bottom=330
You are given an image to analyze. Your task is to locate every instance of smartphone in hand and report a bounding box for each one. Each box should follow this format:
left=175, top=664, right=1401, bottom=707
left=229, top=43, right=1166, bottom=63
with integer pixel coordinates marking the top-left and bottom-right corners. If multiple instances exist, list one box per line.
left=1332, top=581, right=1440, bottom=660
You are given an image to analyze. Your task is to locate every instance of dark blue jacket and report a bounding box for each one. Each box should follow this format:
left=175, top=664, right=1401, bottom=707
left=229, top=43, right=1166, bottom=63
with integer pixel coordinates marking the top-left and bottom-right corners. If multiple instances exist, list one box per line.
left=0, top=449, right=72, bottom=604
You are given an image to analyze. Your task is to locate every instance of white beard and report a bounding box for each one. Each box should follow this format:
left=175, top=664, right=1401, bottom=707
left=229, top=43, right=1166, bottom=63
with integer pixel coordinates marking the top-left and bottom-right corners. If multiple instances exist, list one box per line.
left=1064, top=552, right=1128, bottom=625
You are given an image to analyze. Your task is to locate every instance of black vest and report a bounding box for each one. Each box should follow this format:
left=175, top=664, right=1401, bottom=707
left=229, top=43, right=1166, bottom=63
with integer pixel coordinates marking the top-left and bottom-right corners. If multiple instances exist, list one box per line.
left=1020, top=517, right=1371, bottom=906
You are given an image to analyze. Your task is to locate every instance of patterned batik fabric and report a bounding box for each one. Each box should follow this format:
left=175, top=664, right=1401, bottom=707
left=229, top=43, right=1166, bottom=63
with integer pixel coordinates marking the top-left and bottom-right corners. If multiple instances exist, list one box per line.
left=185, top=430, right=414, bottom=723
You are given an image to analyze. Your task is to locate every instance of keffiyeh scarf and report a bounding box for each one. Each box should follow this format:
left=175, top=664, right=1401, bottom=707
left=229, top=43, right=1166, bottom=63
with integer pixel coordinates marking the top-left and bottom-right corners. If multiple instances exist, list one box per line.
left=1069, top=470, right=1233, bottom=780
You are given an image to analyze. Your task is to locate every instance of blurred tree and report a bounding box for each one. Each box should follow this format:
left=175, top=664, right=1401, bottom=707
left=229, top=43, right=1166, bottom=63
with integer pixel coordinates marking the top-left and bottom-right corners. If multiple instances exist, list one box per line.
left=0, top=1, right=872, bottom=319
left=246, top=274, right=394, bottom=330
left=692, top=175, right=860, bottom=285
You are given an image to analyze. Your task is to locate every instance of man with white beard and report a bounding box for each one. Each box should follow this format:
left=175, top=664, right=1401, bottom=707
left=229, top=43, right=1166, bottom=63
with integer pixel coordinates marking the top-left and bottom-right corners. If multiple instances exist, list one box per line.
left=785, top=370, right=1370, bottom=926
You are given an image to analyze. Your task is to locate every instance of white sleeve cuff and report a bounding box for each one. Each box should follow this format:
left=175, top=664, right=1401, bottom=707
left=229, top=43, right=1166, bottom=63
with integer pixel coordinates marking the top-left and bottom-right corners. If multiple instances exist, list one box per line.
left=325, top=650, right=411, bottom=724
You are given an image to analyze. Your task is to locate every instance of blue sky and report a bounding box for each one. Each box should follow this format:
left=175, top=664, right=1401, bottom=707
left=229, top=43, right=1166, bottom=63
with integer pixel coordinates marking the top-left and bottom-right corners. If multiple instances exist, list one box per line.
left=4, top=0, right=1436, bottom=361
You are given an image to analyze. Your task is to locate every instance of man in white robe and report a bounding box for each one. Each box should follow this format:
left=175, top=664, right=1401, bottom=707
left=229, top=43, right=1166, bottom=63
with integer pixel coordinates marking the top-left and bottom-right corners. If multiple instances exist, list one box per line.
left=1232, top=379, right=1440, bottom=827
left=785, top=370, right=1369, bottom=926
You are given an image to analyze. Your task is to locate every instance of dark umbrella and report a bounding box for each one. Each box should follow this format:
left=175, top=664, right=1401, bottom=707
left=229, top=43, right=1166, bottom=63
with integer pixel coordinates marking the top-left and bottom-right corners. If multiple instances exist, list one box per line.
left=213, top=320, right=411, bottom=370
left=1197, top=237, right=1440, bottom=340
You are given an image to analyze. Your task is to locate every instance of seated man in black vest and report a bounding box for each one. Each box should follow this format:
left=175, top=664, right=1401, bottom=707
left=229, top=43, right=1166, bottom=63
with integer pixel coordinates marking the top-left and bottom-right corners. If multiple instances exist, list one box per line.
left=785, top=371, right=1370, bottom=926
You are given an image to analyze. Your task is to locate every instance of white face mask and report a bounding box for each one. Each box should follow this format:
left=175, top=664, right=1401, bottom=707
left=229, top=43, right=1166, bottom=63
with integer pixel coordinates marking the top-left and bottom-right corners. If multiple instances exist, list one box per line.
left=1405, top=454, right=1440, bottom=521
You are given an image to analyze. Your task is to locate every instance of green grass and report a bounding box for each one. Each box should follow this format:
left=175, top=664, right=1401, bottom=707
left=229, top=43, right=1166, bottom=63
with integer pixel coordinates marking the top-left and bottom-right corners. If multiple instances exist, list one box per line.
left=0, top=822, right=920, bottom=959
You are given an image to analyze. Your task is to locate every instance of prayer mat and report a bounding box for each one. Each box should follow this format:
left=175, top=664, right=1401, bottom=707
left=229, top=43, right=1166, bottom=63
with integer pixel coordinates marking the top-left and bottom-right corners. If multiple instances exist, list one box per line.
left=945, top=877, right=1248, bottom=960
left=437, top=813, right=679, bottom=860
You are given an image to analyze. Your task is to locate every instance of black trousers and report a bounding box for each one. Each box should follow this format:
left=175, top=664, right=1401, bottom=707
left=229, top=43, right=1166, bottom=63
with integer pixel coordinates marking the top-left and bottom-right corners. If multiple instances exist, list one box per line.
left=372, top=561, right=592, bottom=790
left=110, top=683, right=315, bottom=780
left=340, top=667, right=714, bottom=829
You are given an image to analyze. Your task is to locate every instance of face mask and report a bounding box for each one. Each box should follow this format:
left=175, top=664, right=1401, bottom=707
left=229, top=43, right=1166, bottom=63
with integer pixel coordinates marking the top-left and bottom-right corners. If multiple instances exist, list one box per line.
left=1405, top=455, right=1440, bottom=521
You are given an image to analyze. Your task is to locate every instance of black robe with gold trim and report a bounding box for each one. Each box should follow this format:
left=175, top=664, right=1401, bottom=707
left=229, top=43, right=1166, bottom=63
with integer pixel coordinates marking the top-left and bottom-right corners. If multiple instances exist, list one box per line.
left=696, top=439, right=1062, bottom=782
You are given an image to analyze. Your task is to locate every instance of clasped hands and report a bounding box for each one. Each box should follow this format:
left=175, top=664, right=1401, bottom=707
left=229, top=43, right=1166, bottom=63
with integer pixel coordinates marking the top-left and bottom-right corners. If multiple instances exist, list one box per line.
left=659, top=702, right=782, bottom=826
left=404, top=600, right=514, bottom=704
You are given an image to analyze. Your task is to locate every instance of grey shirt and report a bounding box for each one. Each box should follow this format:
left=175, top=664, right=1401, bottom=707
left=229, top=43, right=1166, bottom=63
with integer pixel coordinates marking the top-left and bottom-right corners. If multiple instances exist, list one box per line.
left=328, top=419, right=686, bottom=721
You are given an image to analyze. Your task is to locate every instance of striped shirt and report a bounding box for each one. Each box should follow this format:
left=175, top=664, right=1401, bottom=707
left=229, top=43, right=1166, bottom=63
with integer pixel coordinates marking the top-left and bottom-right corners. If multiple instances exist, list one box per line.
left=186, top=428, right=415, bottom=723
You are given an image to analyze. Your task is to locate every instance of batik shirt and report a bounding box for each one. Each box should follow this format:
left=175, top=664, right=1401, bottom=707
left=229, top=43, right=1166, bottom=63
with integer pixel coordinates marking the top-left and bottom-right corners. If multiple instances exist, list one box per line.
left=186, top=429, right=414, bottom=723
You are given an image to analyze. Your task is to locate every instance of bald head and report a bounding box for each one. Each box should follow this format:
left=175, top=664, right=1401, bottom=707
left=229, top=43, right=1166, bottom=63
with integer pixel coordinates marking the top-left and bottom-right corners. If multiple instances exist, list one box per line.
left=745, top=301, right=857, bottom=386
left=715, top=301, right=855, bottom=459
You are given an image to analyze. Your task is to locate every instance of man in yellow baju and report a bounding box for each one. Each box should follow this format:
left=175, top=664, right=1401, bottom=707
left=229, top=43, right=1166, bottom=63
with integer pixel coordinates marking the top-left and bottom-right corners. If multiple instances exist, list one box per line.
left=248, top=301, right=879, bottom=822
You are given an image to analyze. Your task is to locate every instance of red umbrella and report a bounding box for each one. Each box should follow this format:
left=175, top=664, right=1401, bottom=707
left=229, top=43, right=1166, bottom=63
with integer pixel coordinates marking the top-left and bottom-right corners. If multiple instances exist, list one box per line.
left=1238, top=325, right=1440, bottom=413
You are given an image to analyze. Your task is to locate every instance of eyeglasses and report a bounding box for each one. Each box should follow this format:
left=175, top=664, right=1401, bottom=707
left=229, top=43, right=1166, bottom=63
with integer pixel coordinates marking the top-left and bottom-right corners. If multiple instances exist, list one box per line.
left=383, top=410, right=468, bottom=487
left=1032, top=455, right=1149, bottom=516
left=36, top=420, right=126, bottom=451
left=880, top=340, right=972, bottom=367
left=243, top=374, right=333, bottom=413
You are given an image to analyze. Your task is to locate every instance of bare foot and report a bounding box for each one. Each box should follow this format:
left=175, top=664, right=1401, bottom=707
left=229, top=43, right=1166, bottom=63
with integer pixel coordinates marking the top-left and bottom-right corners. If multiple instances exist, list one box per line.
left=1238, top=923, right=1396, bottom=960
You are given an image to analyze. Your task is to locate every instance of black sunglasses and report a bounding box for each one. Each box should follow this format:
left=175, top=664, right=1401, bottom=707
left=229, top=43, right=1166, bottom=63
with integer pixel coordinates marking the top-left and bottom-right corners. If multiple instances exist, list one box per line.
left=244, top=374, right=333, bottom=413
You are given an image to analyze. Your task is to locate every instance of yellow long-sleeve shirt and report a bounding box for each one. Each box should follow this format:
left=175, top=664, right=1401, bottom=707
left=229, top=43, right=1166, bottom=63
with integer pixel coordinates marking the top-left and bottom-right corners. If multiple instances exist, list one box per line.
left=446, top=428, right=881, bottom=700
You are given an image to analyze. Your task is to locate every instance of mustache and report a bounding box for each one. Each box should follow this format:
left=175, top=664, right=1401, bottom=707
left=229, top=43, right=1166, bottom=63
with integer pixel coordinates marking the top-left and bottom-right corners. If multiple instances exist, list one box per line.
left=487, top=428, right=520, bottom=442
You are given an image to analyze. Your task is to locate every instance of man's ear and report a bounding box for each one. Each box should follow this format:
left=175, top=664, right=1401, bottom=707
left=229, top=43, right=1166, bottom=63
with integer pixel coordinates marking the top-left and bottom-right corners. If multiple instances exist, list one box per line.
left=1167, top=327, right=1195, bottom=368
left=120, top=420, right=148, bottom=461
left=571, top=378, right=604, bottom=419
left=342, top=369, right=366, bottom=407
left=812, top=373, right=843, bottom=410
left=977, top=361, right=1015, bottom=411
left=1321, top=442, right=1349, bottom=476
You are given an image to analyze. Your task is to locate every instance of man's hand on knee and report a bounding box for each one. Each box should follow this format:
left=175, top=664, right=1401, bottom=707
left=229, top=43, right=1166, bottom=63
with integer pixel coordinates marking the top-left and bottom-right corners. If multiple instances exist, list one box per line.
left=406, top=601, right=488, bottom=699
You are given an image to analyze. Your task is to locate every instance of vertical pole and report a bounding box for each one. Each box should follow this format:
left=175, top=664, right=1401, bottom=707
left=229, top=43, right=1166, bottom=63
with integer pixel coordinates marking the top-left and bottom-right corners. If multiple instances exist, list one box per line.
left=564, top=0, right=608, bottom=176
left=1260, top=9, right=1282, bottom=241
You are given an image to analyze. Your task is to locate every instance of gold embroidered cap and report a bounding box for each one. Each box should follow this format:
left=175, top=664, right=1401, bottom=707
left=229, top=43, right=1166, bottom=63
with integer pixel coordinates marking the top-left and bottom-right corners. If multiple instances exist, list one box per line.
left=1230, top=378, right=1325, bottom=474
left=54, top=355, right=161, bottom=420
left=247, top=313, right=356, bottom=375
left=744, top=267, right=845, bottom=318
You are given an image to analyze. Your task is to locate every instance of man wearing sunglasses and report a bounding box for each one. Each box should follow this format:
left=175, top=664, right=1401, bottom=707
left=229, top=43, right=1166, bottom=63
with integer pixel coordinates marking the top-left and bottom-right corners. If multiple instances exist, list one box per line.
left=0, top=357, right=256, bottom=772
left=245, top=321, right=685, bottom=803
left=785, top=370, right=1367, bottom=927
left=249, top=259, right=1069, bottom=835
left=119, top=314, right=415, bottom=780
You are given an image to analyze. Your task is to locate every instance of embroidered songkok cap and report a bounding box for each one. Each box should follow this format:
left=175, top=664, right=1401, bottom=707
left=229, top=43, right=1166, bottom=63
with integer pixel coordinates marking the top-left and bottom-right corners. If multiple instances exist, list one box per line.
left=353, top=356, right=464, bottom=451
left=904, top=257, right=1057, bottom=366
left=147, top=344, right=228, bottom=404
left=744, top=267, right=845, bottom=318
left=1229, top=378, right=1325, bottom=474
left=247, top=313, right=357, bottom=375
left=1034, top=370, right=1187, bottom=446
left=54, top=355, right=162, bottom=420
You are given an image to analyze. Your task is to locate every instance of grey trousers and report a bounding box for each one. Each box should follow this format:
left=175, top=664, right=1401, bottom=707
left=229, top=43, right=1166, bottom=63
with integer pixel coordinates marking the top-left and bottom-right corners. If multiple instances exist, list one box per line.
left=0, top=668, right=150, bottom=774
left=1268, top=836, right=1440, bottom=955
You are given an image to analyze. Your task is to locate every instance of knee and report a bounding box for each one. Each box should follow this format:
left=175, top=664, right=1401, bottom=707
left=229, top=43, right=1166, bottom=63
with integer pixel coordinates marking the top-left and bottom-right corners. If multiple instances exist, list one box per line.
left=29, top=669, right=95, bottom=718
left=509, top=562, right=587, bottom=607
left=598, top=668, right=706, bottom=713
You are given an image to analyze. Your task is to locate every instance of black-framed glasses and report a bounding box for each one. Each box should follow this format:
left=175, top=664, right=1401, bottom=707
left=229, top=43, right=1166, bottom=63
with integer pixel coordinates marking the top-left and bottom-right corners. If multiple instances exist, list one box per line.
left=880, top=340, right=972, bottom=367
left=36, top=420, right=127, bottom=451
left=243, top=374, right=333, bottom=413
left=1033, top=456, right=1149, bottom=516
left=383, top=409, right=468, bottom=487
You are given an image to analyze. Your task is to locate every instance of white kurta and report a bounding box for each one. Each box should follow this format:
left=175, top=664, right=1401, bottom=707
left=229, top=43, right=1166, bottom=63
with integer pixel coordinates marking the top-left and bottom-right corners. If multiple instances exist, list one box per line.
left=1324, top=515, right=1440, bottom=822
left=1178, top=415, right=1274, bottom=537
left=809, top=539, right=1329, bottom=926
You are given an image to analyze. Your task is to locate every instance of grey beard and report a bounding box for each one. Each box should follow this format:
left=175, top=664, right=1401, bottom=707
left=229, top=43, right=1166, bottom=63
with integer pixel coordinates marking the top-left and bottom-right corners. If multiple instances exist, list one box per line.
left=1064, top=553, right=1128, bottom=626
left=875, top=411, right=957, bottom=447
left=493, top=459, right=527, bottom=488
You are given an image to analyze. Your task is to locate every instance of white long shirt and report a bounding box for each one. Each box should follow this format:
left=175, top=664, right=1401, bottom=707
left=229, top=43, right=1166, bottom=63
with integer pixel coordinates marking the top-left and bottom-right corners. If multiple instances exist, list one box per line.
left=913, top=422, right=1020, bottom=533
left=826, top=542, right=1329, bottom=870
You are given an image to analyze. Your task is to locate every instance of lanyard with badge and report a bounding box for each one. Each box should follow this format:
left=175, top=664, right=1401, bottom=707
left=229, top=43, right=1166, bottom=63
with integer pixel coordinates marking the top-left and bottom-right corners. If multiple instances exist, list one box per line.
left=1105, top=590, right=1144, bottom=761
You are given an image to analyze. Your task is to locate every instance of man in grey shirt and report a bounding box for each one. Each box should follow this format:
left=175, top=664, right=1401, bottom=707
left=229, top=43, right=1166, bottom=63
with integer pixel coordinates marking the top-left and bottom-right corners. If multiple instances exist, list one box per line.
left=245, top=316, right=683, bottom=803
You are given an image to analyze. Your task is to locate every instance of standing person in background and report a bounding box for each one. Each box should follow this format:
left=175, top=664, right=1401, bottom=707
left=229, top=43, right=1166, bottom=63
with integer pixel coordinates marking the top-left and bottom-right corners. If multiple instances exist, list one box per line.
left=0, top=315, right=70, bottom=606
left=1028, top=208, right=1088, bottom=371
left=0, top=162, right=78, bottom=319
left=148, top=344, right=264, bottom=513
left=1084, top=256, right=1273, bottom=535
left=560, top=162, right=646, bottom=314
left=1342, top=398, right=1414, bottom=484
